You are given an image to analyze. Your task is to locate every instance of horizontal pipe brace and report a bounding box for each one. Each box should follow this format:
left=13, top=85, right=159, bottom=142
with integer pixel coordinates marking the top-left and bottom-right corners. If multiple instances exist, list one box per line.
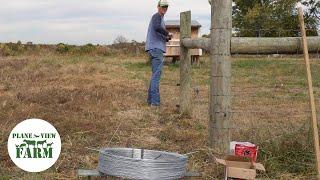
left=180, top=36, right=320, bottom=54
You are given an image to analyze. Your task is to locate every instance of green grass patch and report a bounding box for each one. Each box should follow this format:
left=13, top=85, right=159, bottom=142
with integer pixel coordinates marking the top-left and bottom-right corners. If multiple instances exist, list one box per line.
left=41, top=58, right=60, bottom=67
left=124, top=61, right=150, bottom=72
left=233, top=59, right=275, bottom=69
left=259, top=130, right=315, bottom=178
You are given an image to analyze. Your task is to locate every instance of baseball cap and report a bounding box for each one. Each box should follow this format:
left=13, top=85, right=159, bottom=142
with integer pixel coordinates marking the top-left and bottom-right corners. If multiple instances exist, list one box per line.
left=158, top=0, right=169, bottom=7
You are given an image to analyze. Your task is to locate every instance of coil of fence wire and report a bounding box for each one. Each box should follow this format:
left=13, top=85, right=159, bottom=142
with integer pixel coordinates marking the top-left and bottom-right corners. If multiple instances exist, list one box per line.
left=98, top=148, right=188, bottom=180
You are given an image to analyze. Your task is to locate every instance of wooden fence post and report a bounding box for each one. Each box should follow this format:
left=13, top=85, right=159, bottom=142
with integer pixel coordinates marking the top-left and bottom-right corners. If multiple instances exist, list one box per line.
left=298, top=7, right=320, bottom=179
left=180, top=11, right=192, bottom=117
left=208, top=0, right=232, bottom=153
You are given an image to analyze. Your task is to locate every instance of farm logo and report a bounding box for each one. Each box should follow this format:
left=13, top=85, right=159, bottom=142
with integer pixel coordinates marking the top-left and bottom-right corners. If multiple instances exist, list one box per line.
left=7, top=119, right=61, bottom=172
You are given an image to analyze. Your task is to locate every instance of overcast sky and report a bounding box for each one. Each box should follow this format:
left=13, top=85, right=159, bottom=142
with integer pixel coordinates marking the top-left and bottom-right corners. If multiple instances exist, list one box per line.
left=0, top=0, right=212, bottom=45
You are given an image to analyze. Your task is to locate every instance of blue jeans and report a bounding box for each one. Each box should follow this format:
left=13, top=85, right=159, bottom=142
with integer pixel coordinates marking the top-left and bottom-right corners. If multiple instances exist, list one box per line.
left=147, top=48, right=164, bottom=106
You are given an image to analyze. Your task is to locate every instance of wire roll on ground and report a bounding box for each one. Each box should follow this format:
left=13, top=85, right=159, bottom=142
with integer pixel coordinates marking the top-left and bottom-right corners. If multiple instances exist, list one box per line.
left=98, top=148, right=188, bottom=180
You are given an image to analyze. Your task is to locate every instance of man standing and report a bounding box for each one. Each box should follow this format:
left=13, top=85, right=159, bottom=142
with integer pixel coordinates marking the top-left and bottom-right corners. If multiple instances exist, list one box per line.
left=145, top=0, right=172, bottom=107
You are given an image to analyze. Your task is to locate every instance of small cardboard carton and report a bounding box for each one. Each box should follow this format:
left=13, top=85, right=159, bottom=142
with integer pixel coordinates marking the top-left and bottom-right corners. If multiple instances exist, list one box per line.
left=215, top=155, right=265, bottom=180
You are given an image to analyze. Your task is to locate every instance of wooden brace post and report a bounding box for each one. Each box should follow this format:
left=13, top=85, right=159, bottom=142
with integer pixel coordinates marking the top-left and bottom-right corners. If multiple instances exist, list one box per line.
left=179, top=11, right=192, bottom=116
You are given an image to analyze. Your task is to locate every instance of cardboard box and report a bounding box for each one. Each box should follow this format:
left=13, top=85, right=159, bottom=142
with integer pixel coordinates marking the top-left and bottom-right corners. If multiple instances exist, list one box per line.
left=215, top=155, right=265, bottom=180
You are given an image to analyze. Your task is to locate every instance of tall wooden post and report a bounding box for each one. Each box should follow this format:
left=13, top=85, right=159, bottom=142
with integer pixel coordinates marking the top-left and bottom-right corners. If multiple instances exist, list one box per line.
left=180, top=11, right=192, bottom=117
left=298, top=7, right=320, bottom=178
left=208, top=0, right=232, bottom=153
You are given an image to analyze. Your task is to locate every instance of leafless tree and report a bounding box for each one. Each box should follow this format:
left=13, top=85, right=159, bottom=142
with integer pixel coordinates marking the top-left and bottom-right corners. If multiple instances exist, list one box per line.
left=113, top=35, right=128, bottom=45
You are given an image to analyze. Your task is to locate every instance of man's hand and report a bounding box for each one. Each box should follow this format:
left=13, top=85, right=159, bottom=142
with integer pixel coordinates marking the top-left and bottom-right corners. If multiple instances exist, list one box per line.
left=166, top=33, right=173, bottom=42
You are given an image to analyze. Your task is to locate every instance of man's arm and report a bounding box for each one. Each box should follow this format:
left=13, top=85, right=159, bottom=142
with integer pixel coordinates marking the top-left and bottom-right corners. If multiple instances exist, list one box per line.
left=152, top=14, right=169, bottom=37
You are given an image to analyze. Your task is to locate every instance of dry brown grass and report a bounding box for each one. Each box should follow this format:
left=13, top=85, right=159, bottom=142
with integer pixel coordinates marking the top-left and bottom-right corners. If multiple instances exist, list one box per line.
left=1, top=54, right=320, bottom=179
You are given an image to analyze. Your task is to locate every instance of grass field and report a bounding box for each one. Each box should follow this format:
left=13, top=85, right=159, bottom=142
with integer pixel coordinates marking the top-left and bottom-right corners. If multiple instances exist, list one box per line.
left=1, top=54, right=320, bottom=179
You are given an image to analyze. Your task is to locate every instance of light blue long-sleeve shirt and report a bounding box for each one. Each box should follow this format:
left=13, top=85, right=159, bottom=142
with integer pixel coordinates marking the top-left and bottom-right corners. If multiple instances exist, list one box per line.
left=145, top=13, right=169, bottom=53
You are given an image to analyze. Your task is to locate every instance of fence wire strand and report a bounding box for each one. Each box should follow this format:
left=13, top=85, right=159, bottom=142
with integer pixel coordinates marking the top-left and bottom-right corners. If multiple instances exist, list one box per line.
left=194, top=28, right=320, bottom=145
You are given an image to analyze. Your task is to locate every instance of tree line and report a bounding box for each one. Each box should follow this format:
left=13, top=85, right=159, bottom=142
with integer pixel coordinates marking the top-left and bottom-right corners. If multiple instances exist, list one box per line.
left=233, top=0, right=319, bottom=37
